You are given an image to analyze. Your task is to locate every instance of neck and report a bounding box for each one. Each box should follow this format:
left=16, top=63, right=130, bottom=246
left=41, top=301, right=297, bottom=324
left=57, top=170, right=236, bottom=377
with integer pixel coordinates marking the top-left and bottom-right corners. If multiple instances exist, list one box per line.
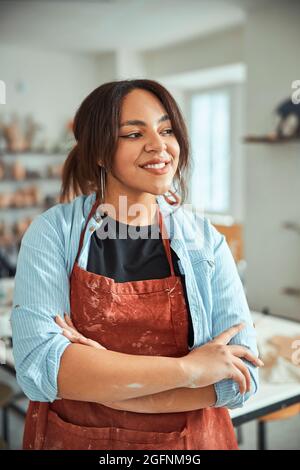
left=100, top=181, right=159, bottom=227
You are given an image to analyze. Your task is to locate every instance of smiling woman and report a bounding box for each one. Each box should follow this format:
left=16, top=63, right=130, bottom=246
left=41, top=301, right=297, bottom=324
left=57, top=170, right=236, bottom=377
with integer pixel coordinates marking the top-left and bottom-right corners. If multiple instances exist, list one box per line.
left=11, top=79, right=261, bottom=451
left=60, top=79, right=190, bottom=221
left=96, top=87, right=182, bottom=224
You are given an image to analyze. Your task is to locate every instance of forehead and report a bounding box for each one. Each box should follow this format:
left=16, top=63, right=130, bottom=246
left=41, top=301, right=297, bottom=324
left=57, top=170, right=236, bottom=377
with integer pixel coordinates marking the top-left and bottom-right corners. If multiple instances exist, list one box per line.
left=120, top=89, right=167, bottom=117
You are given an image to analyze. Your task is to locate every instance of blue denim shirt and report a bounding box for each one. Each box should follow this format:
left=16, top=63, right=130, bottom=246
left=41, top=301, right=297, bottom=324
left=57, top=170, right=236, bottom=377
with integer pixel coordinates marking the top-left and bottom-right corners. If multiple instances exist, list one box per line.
left=11, top=191, right=259, bottom=409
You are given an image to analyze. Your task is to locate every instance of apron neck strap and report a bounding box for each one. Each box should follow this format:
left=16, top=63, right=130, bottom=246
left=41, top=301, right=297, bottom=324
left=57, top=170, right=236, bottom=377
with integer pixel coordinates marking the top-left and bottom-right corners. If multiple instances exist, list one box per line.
left=75, top=198, right=100, bottom=264
left=157, top=208, right=175, bottom=276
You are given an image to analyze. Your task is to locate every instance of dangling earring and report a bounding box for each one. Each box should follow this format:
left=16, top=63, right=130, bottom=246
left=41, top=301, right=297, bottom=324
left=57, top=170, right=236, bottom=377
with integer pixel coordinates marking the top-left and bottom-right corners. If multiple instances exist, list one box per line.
left=163, top=168, right=182, bottom=206
left=100, top=166, right=106, bottom=204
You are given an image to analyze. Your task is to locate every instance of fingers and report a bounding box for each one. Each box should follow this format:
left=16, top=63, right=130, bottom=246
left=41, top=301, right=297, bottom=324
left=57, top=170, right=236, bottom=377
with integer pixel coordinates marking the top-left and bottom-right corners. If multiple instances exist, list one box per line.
left=55, top=314, right=77, bottom=335
left=87, top=339, right=107, bottom=350
left=62, top=328, right=82, bottom=342
left=229, top=365, right=247, bottom=394
left=232, top=357, right=251, bottom=393
left=228, top=345, right=264, bottom=367
left=55, top=315, right=86, bottom=342
left=64, top=313, right=75, bottom=329
left=59, top=325, right=84, bottom=342
left=213, top=323, right=245, bottom=345
left=55, top=314, right=107, bottom=350
left=78, top=335, right=106, bottom=350
left=62, top=329, right=106, bottom=350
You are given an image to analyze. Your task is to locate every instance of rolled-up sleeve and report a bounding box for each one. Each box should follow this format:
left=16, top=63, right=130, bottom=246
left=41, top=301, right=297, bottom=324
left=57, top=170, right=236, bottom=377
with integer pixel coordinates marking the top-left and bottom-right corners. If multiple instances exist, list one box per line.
left=11, top=213, right=71, bottom=402
left=209, top=222, right=259, bottom=409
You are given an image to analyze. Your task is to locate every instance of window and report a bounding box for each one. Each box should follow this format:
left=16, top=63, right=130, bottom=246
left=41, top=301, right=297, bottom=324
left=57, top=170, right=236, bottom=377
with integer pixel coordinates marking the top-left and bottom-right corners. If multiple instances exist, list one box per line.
left=190, top=88, right=231, bottom=214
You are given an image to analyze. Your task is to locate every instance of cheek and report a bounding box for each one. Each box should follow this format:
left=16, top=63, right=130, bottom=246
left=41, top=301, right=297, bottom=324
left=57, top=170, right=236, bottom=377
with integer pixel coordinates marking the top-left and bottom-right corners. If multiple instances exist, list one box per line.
left=112, top=148, right=139, bottom=178
left=172, top=141, right=180, bottom=159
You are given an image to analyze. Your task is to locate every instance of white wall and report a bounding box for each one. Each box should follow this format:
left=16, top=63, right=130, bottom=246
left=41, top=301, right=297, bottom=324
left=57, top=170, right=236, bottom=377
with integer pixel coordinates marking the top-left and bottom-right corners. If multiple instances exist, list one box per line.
left=244, top=1, right=300, bottom=320
left=0, top=45, right=116, bottom=148
left=143, top=26, right=243, bottom=77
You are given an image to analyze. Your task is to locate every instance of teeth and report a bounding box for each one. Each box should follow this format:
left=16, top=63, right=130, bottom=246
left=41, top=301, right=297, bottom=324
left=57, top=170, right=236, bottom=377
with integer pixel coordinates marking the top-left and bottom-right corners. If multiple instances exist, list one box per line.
left=143, top=162, right=167, bottom=169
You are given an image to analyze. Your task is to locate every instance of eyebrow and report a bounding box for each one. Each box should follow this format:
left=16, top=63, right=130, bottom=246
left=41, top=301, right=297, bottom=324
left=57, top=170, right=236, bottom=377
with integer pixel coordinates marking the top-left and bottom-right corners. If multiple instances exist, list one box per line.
left=119, top=114, right=170, bottom=128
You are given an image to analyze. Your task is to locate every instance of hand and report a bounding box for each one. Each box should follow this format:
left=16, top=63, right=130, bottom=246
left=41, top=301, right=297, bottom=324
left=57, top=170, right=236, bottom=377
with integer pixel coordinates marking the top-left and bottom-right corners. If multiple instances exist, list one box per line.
left=55, top=313, right=107, bottom=350
left=178, top=323, right=264, bottom=394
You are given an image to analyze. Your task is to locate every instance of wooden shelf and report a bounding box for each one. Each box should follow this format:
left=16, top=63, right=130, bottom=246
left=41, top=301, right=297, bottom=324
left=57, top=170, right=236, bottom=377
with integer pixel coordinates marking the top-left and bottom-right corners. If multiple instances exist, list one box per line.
left=0, top=203, right=53, bottom=211
left=0, top=151, right=65, bottom=277
left=0, top=235, right=22, bottom=247
left=244, top=135, right=300, bottom=144
left=0, top=151, right=66, bottom=157
left=0, top=176, right=61, bottom=183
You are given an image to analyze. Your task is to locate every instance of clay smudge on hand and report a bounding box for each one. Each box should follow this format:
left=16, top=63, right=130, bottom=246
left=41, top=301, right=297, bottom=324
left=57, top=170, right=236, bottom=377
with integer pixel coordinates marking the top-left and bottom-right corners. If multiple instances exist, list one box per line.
left=126, top=383, right=144, bottom=388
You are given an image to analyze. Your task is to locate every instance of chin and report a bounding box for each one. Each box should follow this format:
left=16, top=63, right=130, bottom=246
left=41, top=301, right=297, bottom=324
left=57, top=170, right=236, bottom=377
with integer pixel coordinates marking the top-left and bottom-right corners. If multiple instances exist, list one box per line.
left=149, top=186, right=171, bottom=197
left=152, top=180, right=174, bottom=193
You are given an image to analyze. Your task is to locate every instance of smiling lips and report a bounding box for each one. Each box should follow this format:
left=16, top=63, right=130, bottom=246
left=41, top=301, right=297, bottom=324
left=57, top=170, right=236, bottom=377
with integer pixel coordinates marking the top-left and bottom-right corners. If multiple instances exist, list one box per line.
left=140, top=160, right=171, bottom=175
left=139, top=157, right=171, bottom=175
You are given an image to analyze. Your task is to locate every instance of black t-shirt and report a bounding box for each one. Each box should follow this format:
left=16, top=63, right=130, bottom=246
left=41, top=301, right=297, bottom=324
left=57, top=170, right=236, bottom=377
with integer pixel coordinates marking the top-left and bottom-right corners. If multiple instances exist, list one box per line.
left=86, top=214, right=194, bottom=348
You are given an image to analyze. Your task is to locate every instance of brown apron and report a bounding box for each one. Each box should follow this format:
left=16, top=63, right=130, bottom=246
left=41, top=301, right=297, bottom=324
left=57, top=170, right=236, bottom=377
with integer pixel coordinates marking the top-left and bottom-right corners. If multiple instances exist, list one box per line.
left=23, top=198, right=238, bottom=450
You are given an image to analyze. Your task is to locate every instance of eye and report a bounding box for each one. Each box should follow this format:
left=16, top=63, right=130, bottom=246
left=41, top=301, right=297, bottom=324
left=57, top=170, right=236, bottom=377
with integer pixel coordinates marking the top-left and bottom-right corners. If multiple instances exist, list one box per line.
left=120, top=129, right=174, bottom=139
left=162, top=128, right=174, bottom=135
left=120, top=132, right=142, bottom=139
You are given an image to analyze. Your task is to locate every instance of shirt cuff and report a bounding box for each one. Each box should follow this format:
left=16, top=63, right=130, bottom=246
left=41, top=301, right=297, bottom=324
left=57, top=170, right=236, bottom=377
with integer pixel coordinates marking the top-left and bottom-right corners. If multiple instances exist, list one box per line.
left=213, top=379, right=240, bottom=408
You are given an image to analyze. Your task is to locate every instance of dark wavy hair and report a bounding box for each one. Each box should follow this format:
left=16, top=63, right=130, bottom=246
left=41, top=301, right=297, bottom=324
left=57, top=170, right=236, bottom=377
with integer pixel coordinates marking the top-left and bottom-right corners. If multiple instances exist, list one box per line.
left=60, top=79, right=190, bottom=205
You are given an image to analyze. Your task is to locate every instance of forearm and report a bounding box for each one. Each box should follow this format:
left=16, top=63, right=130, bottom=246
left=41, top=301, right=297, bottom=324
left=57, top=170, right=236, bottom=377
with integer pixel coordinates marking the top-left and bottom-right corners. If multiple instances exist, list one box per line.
left=104, top=385, right=217, bottom=414
left=57, top=343, right=187, bottom=403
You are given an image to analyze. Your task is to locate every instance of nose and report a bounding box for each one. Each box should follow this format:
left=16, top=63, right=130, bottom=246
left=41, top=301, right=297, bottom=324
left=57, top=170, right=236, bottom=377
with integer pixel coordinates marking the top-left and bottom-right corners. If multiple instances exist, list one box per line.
left=144, top=131, right=167, bottom=153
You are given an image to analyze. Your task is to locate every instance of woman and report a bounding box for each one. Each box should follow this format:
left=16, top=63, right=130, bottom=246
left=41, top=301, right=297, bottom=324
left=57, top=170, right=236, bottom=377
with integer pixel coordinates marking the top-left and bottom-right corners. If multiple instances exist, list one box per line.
left=11, top=79, right=262, bottom=450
